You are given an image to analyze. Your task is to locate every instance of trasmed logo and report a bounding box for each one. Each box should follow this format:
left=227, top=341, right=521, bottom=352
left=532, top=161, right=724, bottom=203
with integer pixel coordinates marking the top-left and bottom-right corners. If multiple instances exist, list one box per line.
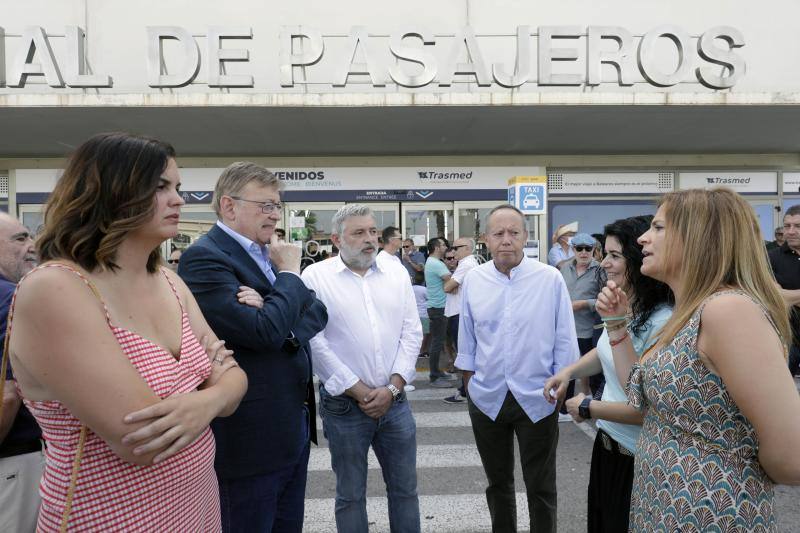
left=706, top=177, right=751, bottom=185
left=417, top=170, right=473, bottom=181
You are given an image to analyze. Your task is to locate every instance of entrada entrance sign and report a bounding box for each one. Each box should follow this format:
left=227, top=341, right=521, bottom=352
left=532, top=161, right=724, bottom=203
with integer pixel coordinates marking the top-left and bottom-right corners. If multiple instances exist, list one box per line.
left=0, top=25, right=744, bottom=91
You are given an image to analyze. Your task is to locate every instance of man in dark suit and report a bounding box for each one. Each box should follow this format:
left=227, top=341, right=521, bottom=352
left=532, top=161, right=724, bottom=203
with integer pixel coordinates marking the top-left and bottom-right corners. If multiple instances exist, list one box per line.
left=179, top=162, right=327, bottom=533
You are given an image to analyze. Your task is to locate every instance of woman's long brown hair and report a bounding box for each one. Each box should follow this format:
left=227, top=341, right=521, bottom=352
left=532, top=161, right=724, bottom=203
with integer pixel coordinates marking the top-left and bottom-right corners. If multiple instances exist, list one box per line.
left=37, top=132, right=176, bottom=273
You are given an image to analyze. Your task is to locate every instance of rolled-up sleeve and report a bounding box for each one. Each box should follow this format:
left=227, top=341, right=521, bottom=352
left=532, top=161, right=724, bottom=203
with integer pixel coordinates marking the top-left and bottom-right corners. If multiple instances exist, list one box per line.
left=391, top=278, right=423, bottom=385
left=308, top=330, right=360, bottom=396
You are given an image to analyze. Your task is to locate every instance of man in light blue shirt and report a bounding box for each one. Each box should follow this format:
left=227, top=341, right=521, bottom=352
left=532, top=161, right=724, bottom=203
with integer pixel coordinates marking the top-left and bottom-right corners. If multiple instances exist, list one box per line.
left=455, top=205, right=579, bottom=533
left=424, top=237, right=455, bottom=387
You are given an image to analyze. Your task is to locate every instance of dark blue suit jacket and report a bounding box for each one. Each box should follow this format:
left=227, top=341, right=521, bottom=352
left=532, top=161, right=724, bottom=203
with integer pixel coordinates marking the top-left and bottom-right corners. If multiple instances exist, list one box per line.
left=179, top=225, right=327, bottom=479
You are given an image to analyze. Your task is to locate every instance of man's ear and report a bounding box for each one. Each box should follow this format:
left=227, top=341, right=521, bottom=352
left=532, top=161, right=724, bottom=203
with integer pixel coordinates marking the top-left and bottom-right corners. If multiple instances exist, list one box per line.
left=219, top=196, right=236, bottom=222
left=331, top=233, right=341, bottom=248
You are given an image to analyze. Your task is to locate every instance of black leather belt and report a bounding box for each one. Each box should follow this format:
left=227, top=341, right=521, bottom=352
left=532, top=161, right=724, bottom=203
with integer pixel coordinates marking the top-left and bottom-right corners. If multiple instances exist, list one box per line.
left=0, top=439, right=41, bottom=458
left=599, top=430, right=634, bottom=457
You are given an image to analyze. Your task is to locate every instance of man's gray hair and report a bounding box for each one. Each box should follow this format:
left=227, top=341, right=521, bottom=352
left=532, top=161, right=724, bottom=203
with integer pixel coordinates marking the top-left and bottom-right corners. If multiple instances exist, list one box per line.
left=465, top=238, right=476, bottom=252
left=212, top=162, right=281, bottom=217
left=331, top=204, right=374, bottom=235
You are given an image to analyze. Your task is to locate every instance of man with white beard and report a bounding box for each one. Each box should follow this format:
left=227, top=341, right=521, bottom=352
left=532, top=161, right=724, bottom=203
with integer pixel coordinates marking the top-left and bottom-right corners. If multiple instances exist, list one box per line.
left=301, top=204, right=422, bottom=533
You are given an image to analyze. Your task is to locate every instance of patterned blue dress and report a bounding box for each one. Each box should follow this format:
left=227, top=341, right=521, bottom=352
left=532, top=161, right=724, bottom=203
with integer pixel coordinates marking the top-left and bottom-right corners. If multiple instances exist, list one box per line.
left=626, top=291, right=776, bottom=532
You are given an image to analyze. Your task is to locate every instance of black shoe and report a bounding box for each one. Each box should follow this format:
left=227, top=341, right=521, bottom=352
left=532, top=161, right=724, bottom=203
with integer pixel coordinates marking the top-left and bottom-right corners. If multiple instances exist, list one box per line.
left=442, top=392, right=465, bottom=404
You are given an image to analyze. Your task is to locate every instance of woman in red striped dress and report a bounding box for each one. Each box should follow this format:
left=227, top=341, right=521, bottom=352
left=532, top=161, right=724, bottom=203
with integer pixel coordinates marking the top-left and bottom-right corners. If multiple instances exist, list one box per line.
left=6, top=132, right=248, bottom=531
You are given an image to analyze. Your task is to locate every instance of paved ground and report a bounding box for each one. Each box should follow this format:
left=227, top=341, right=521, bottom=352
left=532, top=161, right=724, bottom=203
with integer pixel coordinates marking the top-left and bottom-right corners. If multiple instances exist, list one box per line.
left=303, top=374, right=800, bottom=532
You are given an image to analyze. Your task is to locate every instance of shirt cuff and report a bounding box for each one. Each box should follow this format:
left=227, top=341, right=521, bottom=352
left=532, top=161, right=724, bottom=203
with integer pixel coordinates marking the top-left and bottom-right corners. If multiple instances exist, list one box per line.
left=454, top=353, right=475, bottom=372
left=390, top=361, right=417, bottom=386
left=322, top=372, right=360, bottom=397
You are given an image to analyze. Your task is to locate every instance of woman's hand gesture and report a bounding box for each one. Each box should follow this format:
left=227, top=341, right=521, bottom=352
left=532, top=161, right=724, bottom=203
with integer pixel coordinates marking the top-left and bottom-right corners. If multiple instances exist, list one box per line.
left=595, top=280, right=629, bottom=319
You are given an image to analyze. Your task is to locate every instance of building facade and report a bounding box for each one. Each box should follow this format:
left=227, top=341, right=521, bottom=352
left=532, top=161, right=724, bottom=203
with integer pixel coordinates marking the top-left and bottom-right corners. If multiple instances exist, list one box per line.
left=2, top=0, right=800, bottom=254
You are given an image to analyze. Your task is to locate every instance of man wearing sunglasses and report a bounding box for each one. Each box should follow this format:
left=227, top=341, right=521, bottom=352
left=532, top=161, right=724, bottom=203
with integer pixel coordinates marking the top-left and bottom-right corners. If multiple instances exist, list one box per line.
left=442, top=238, right=480, bottom=404
left=166, top=249, right=181, bottom=271
left=558, top=233, right=603, bottom=402
left=401, top=238, right=425, bottom=283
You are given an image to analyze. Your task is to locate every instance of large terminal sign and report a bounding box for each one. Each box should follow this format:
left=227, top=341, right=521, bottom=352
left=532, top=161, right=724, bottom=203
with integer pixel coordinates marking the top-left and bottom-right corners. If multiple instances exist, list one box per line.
left=0, top=25, right=744, bottom=90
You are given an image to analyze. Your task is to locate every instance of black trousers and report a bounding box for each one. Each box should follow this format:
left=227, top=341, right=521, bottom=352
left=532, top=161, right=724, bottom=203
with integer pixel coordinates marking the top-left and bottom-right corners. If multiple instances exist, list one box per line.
left=468, top=393, right=558, bottom=533
left=427, top=307, right=447, bottom=380
left=587, top=429, right=634, bottom=533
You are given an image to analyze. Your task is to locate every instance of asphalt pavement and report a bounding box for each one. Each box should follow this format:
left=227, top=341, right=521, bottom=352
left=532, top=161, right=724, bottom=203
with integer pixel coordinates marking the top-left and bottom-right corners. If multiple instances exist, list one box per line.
left=303, top=375, right=800, bottom=532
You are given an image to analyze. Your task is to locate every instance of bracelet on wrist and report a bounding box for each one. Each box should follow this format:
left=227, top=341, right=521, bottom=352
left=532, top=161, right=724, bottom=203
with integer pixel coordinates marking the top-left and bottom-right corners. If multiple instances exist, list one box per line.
left=605, top=320, right=629, bottom=332
left=609, top=331, right=630, bottom=347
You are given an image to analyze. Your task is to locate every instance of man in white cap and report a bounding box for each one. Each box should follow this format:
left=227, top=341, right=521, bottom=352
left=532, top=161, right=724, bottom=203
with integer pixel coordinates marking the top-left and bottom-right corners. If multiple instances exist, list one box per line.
left=548, top=222, right=577, bottom=268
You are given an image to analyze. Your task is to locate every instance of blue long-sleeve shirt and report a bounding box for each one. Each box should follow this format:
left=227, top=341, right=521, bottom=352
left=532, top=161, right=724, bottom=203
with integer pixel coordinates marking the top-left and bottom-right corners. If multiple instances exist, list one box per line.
left=455, top=258, right=579, bottom=422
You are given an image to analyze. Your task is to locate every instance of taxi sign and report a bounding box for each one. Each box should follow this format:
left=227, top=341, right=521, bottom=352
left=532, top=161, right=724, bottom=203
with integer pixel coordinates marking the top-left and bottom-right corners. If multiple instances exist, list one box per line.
left=508, top=176, right=547, bottom=215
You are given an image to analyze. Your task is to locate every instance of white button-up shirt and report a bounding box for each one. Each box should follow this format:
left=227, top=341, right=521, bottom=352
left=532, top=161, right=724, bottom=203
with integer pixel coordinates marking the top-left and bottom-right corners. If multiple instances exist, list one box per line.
left=377, top=249, right=401, bottom=265
left=455, top=257, right=579, bottom=422
left=445, top=255, right=480, bottom=317
left=301, top=255, right=422, bottom=396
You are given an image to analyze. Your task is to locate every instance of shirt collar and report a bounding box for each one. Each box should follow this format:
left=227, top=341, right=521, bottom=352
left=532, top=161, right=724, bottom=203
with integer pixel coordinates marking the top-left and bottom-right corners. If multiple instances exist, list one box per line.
left=332, top=254, right=383, bottom=275
left=780, top=242, right=800, bottom=255
left=216, top=220, right=268, bottom=256
left=490, top=256, right=528, bottom=280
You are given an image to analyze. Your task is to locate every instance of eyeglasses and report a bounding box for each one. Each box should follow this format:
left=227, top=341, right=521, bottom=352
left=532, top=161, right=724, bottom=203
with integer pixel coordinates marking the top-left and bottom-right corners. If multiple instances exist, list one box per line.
left=402, top=245, right=411, bottom=249
left=452, top=244, right=468, bottom=250
left=445, top=256, right=456, bottom=260
left=230, top=196, right=282, bottom=214
left=574, top=246, right=593, bottom=252
left=167, top=259, right=180, bottom=264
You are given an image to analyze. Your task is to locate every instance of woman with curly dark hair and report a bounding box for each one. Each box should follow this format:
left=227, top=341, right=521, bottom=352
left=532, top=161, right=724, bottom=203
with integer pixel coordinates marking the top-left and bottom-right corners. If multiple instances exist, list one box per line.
left=544, top=214, right=673, bottom=532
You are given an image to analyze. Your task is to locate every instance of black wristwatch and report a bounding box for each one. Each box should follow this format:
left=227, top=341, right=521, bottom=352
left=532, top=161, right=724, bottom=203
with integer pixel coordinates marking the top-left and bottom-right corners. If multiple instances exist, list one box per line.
left=579, top=397, right=592, bottom=420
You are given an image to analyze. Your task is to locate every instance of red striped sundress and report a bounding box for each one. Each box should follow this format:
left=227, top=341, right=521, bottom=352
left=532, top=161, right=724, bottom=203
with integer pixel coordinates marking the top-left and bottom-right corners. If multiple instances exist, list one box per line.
left=12, top=264, right=221, bottom=532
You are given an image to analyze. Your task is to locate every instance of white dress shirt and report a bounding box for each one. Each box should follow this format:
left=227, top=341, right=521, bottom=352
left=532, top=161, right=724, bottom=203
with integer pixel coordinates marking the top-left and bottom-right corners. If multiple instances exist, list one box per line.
left=445, top=255, right=479, bottom=317
left=455, top=257, right=579, bottom=422
left=301, top=255, right=423, bottom=396
left=377, top=249, right=401, bottom=265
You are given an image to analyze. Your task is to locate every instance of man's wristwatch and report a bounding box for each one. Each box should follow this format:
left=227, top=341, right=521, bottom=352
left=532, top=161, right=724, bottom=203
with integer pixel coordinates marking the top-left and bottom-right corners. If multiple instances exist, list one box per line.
left=386, top=384, right=401, bottom=401
left=579, top=397, right=592, bottom=420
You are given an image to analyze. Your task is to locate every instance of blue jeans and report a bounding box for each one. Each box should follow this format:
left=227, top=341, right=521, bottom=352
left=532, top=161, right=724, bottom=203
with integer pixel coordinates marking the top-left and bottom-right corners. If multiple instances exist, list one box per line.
left=319, top=385, right=421, bottom=533
left=218, top=408, right=310, bottom=533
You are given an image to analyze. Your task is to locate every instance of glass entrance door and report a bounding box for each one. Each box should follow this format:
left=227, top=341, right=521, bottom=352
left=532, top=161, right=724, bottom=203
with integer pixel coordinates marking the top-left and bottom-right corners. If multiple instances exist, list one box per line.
left=401, top=203, right=454, bottom=247
left=348, top=202, right=399, bottom=232
left=748, top=200, right=780, bottom=241
left=285, top=203, right=344, bottom=268
left=453, top=201, right=504, bottom=260
left=18, top=204, right=45, bottom=236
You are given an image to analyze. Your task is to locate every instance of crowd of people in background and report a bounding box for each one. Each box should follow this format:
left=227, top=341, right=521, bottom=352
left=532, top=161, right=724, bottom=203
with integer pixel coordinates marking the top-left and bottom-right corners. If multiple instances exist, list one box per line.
left=0, top=131, right=799, bottom=533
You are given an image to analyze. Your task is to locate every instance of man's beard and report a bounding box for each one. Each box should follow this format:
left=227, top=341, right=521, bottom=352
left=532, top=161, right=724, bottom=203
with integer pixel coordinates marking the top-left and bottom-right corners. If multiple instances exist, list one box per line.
left=339, top=242, right=377, bottom=270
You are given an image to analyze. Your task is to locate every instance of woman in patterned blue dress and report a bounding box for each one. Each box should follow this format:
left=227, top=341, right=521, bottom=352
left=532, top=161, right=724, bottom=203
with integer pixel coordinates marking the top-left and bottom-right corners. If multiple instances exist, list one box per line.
left=596, top=188, right=800, bottom=532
